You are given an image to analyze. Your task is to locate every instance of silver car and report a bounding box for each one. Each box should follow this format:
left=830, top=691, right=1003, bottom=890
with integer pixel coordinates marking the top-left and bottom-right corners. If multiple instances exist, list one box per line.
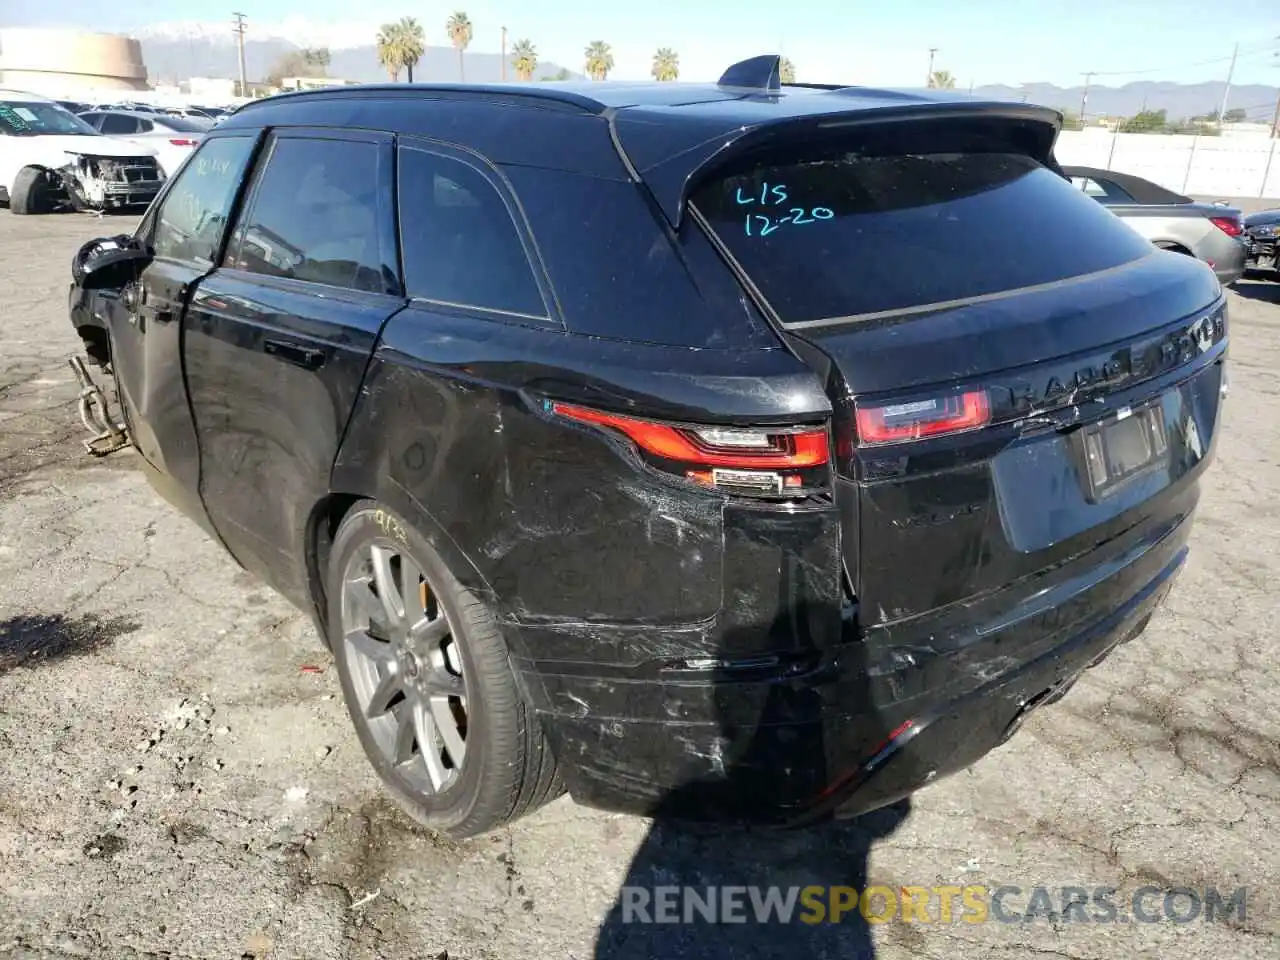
left=1064, top=166, right=1246, bottom=286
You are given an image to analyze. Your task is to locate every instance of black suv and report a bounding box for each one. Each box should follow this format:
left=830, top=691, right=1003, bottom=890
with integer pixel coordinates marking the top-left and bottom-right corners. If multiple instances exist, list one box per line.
left=68, top=56, right=1228, bottom=839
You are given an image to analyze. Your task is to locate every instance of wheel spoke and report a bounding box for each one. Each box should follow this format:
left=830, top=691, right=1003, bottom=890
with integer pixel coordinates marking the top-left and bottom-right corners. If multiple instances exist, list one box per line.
left=369, top=544, right=404, bottom=626
left=391, top=703, right=417, bottom=766
left=410, top=615, right=450, bottom=646
left=344, top=628, right=394, bottom=666
left=400, top=557, right=424, bottom=622
left=423, top=668, right=464, bottom=698
left=346, top=579, right=383, bottom=627
left=413, top=700, right=450, bottom=790
left=365, top=667, right=402, bottom=719
left=431, top=696, right=467, bottom=768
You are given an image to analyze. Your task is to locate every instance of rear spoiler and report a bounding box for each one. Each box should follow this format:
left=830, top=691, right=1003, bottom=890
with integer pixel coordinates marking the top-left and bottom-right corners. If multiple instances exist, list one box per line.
left=611, top=94, right=1064, bottom=229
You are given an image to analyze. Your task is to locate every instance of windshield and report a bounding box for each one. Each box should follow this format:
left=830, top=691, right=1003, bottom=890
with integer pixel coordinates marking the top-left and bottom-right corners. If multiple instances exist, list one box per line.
left=0, top=100, right=99, bottom=137
left=692, top=140, right=1153, bottom=325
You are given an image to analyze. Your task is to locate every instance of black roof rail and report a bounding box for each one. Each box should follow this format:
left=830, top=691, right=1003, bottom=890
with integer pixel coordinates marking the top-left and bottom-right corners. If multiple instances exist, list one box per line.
left=230, top=83, right=607, bottom=116
left=717, top=55, right=782, bottom=93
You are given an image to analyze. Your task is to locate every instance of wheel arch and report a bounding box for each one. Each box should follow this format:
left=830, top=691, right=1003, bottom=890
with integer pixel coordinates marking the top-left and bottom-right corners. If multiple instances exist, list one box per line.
left=303, top=486, right=499, bottom=649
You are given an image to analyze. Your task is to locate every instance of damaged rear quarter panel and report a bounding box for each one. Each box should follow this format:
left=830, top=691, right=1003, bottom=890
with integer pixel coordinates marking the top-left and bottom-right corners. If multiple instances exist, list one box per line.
left=330, top=304, right=838, bottom=649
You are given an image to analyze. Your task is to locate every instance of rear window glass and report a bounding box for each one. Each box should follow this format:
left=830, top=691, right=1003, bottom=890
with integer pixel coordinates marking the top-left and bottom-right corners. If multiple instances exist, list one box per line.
left=692, top=149, right=1154, bottom=325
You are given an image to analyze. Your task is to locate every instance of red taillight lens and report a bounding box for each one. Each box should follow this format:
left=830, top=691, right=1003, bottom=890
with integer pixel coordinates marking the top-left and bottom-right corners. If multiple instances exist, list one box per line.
left=549, top=402, right=829, bottom=495
left=552, top=402, right=828, bottom=467
left=168, top=138, right=197, bottom=147
left=854, top=389, right=991, bottom=446
left=1210, top=216, right=1242, bottom=237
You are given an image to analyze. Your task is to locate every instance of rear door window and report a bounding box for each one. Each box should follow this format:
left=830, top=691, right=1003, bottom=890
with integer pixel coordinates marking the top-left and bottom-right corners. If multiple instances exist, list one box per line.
left=225, top=136, right=390, bottom=294
left=692, top=144, right=1154, bottom=326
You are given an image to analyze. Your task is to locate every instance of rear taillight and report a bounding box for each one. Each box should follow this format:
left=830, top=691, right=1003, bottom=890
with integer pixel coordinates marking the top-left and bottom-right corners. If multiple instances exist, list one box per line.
left=168, top=138, right=197, bottom=147
left=1210, top=215, right=1242, bottom=237
left=549, top=401, right=829, bottom=497
left=854, top=389, right=991, bottom=446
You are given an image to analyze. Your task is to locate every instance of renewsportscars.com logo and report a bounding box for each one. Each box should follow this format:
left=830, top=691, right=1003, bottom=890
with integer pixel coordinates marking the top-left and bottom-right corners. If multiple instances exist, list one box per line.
left=619, top=885, right=1249, bottom=925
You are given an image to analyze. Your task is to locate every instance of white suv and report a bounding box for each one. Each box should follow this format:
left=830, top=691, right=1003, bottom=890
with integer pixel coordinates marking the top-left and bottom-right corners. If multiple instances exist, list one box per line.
left=0, top=88, right=164, bottom=215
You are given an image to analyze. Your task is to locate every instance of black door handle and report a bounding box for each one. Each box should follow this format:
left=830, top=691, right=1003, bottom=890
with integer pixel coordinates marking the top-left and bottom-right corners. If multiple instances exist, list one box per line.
left=264, top=339, right=326, bottom=370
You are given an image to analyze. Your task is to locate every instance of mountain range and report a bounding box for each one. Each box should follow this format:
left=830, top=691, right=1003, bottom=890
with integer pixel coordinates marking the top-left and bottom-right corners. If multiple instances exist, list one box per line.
left=129, top=22, right=1277, bottom=119
left=967, top=81, right=1280, bottom=123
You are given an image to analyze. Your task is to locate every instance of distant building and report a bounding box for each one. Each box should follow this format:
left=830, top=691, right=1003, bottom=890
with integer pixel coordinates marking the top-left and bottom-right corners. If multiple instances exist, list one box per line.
left=277, top=77, right=361, bottom=91
left=1219, top=121, right=1273, bottom=139
left=0, top=27, right=148, bottom=94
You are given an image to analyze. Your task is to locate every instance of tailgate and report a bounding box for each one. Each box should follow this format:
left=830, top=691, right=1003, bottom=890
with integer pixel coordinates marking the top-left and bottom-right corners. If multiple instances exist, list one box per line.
left=685, top=112, right=1227, bottom=626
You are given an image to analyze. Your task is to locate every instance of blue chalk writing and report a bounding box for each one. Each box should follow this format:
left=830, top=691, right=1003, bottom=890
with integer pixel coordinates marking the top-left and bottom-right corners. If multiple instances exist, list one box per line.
left=735, top=182, right=790, bottom=206
left=742, top=206, right=835, bottom=237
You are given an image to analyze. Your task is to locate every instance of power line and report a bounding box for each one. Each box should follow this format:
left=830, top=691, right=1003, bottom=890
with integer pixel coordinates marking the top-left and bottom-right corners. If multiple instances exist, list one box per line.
left=1088, top=43, right=1277, bottom=78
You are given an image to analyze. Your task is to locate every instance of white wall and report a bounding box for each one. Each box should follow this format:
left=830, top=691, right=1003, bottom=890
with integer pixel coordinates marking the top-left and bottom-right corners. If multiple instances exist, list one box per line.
left=1055, top=129, right=1280, bottom=199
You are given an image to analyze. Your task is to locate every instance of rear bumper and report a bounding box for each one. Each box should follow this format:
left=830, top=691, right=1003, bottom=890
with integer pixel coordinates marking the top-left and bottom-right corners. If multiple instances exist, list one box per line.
left=509, top=498, right=1195, bottom=824
left=1201, top=233, right=1247, bottom=285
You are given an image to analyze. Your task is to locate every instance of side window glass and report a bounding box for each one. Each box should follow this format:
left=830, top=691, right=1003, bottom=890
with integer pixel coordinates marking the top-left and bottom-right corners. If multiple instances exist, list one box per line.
left=81, top=113, right=102, bottom=129
left=137, top=118, right=154, bottom=133
left=398, top=147, right=545, bottom=316
left=151, top=136, right=257, bottom=267
left=226, top=137, right=387, bottom=294
left=101, top=114, right=136, bottom=134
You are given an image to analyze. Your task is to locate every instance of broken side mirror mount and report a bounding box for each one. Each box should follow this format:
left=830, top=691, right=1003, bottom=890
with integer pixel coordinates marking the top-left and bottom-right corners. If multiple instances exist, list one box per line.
left=73, top=234, right=153, bottom=290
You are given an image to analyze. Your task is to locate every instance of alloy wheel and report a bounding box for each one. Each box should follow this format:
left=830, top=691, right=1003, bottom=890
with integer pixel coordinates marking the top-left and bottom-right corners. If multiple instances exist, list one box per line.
left=339, top=542, right=469, bottom=792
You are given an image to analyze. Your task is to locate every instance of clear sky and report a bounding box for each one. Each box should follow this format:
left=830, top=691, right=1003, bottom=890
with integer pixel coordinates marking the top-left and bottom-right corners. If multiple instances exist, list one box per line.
left=6, top=0, right=1280, bottom=89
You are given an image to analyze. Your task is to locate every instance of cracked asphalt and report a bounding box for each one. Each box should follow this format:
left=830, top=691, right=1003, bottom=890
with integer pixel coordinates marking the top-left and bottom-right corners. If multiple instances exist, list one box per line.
left=1, top=213, right=1278, bottom=960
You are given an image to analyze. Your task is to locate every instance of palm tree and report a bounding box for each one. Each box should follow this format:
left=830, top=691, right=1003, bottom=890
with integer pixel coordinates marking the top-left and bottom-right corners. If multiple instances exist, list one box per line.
left=446, top=12, right=473, bottom=81
left=511, top=39, right=538, bottom=82
left=651, top=47, right=678, bottom=82
left=584, top=41, right=614, bottom=81
left=376, top=23, right=405, bottom=81
left=396, top=17, right=426, bottom=82
left=779, top=57, right=796, bottom=84
left=928, top=69, right=956, bottom=90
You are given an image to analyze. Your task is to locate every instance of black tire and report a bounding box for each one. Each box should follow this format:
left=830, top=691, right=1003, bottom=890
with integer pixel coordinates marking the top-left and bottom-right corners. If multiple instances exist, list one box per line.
left=10, top=166, right=53, bottom=215
left=1153, top=240, right=1193, bottom=256
left=327, top=500, right=563, bottom=838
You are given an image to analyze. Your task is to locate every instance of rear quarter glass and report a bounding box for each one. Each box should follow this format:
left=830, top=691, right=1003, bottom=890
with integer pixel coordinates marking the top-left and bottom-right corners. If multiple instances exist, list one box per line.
left=691, top=144, right=1156, bottom=326
left=502, top=165, right=779, bottom=349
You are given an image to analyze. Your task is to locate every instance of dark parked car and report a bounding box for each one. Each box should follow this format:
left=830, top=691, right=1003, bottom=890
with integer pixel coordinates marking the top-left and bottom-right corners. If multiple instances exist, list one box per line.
left=1063, top=166, right=1247, bottom=285
left=1242, top=208, right=1280, bottom=275
left=67, top=57, right=1228, bottom=839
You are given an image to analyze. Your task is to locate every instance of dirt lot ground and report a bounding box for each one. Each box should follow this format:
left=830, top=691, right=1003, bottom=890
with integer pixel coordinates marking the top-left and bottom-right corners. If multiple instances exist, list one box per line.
left=1, top=213, right=1278, bottom=960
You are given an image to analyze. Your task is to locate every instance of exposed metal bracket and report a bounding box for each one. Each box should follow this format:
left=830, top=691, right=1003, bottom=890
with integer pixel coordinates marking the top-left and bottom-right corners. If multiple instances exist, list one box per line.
left=69, top=355, right=130, bottom=456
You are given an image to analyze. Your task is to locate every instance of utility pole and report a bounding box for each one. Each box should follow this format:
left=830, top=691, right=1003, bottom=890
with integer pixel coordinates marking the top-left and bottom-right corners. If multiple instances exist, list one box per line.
left=1219, top=41, right=1239, bottom=123
left=501, top=26, right=507, bottom=81
left=926, top=47, right=938, bottom=87
left=1079, top=71, right=1095, bottom=124
left=232, top=12, right=247, bottom=98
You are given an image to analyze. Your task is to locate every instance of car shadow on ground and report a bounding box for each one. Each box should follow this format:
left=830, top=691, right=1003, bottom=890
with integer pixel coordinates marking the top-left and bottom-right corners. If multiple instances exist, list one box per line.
left=1231, top=276, right=1280, bottom=303
left=592, top=593, right=910, bottom=959
left=594, top=800, right=909, bottom=959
